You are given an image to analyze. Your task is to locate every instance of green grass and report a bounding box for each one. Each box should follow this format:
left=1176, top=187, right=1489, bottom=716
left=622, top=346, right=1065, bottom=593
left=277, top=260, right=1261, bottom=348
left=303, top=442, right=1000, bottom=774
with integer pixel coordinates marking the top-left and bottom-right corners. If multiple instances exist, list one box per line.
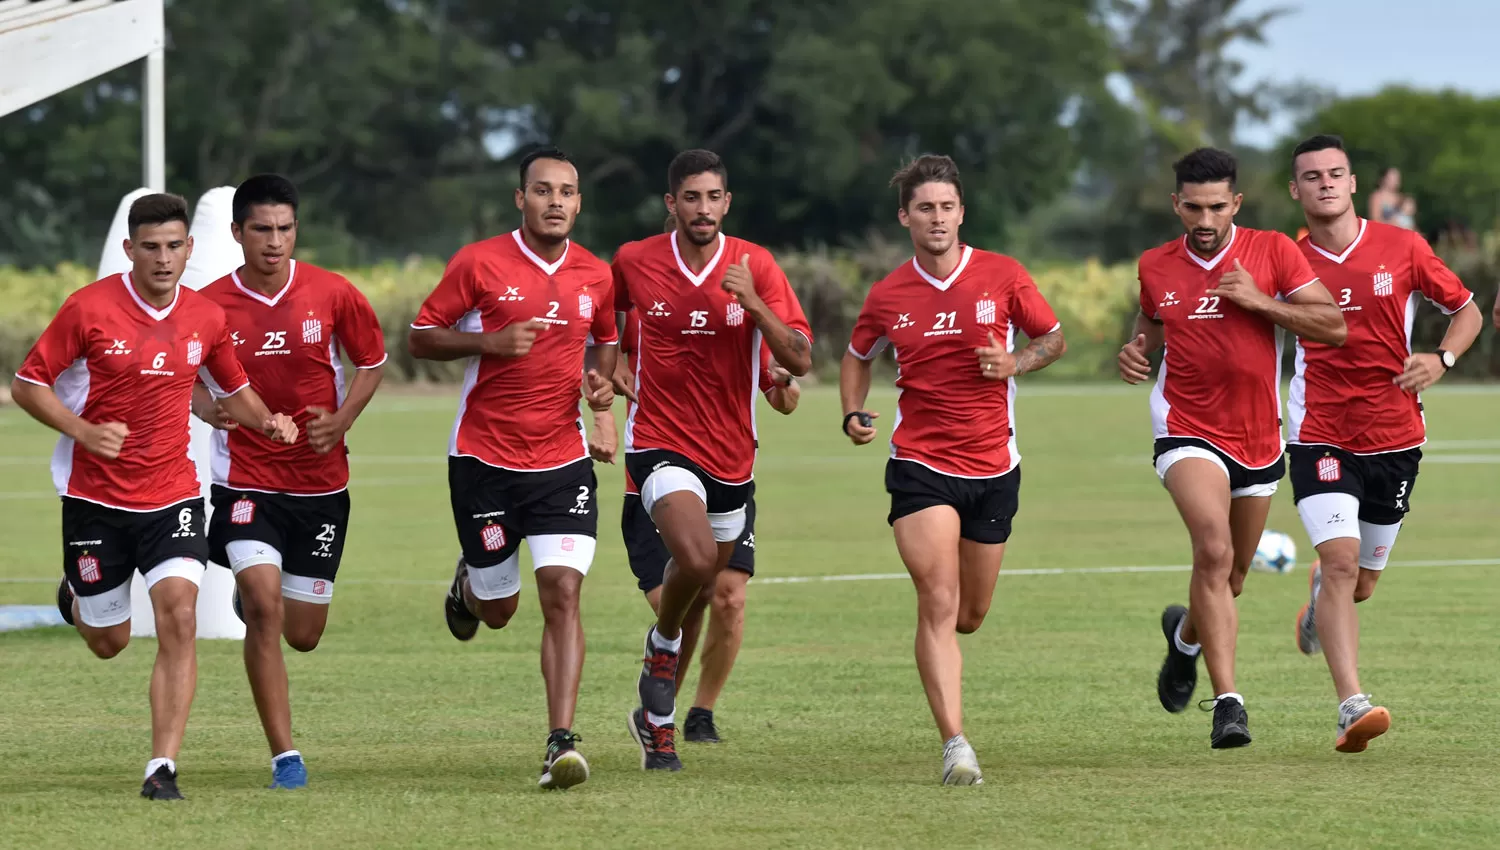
left=2, top=384, right=1498, bottom=849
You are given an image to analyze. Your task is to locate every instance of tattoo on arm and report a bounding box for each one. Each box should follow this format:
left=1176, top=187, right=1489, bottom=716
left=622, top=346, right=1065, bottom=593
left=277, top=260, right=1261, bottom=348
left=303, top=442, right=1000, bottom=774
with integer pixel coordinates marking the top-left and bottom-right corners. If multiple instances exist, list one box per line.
left=1013, top=330, right=1066, bottom=376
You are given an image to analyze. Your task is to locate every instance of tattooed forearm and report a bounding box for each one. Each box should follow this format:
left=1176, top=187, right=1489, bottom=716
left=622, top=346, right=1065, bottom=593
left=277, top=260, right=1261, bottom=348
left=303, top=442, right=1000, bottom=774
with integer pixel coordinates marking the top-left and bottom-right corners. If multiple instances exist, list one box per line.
left=1013, top=329, right=1067, bottom=376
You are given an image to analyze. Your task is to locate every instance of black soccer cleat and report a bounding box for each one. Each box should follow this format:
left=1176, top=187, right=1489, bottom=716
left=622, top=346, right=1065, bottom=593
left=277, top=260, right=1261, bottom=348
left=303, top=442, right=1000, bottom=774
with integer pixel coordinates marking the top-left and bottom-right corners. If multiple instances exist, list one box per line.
left=538, top=730, right=589, bottom=790
left=444, top=557, right=479, bottom=642
left=683, top=707, right=721, bottom=744
left=1204, top=697, right=1252, bottom=749
left=637, top=627, right=679, bottom=719
left=56, top=577, right=75, bottom=627
left=140, top=765, right=184, bottom=801
left=1157, top=604, right=1198, bottom=713
left=627, top=708, right=682, bottom=771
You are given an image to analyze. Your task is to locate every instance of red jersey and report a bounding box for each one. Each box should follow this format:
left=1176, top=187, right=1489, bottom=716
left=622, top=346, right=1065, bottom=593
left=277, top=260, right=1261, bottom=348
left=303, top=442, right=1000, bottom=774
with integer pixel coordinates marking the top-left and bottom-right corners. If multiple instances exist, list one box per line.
left=412, top=230, right=617, bottom=471
left=612, top=232, right=811, bottom=484
left=16, top=274, right=249, bottom=511
left=1289, top=219, right=1473, bottom=453
left=848, top=247, right=1060, bottom=478
left=199, top=261, right=387, bottom=495
left=620, top=310, right=781, bottom=495
left=1137, top=226, right=1319, bottom=468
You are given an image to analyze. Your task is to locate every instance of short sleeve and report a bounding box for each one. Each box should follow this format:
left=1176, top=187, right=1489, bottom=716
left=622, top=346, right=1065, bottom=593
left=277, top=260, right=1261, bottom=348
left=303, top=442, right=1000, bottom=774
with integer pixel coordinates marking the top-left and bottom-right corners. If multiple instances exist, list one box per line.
left=412, top=249, right=478, bottom=330
left=1009, top=263, right=1061, bottom=338
left=1410, top=233, right=1474, bottom=315
left=752, top=251, right=812, bottom=345
left=587, top=272, right=619, bottom=346
left=16, top=296, right=87, bottom=386
left=612, top=256, right=633, bottom=313
left=1272, top=233, right=1319, bottom=298
left=336, top=279, right=389, bottom=369
left=200, top=313, right=249, bottom=399
left=848, top=287, right=888, bottom=360
left=1137, top=259, right=1158, bottom=320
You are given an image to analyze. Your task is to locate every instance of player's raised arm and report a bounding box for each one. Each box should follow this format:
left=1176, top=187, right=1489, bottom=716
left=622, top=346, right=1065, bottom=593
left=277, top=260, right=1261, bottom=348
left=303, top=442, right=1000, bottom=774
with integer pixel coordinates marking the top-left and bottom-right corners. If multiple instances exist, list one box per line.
left=1209, top=248, right=1347, bottom=346
left=720, top=253, right=813, bottom=376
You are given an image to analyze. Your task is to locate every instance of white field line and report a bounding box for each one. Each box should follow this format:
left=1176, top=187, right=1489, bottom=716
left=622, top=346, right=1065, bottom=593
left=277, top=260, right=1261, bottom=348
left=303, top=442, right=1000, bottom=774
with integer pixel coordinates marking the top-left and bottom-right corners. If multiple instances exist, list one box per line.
left=1, top=558, right=1496, bottom=586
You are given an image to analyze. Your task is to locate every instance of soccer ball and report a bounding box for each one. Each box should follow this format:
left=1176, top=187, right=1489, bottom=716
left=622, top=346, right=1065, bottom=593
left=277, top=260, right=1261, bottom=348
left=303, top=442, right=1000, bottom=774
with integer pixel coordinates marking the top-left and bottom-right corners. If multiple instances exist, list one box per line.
left=1251, top=530, right=1297, bottom=574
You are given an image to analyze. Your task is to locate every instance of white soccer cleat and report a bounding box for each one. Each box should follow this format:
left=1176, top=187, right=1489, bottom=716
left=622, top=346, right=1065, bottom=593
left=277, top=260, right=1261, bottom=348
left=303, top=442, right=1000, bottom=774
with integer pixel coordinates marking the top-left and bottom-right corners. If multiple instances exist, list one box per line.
left=941, top=735, right=983, bottom=786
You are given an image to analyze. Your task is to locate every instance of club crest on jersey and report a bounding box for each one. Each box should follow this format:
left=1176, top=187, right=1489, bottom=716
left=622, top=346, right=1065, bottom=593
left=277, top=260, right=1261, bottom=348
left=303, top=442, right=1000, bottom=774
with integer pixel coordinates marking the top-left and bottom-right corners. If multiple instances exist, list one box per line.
left=975, top=299, right=996, bottom=324
left=1316, top=456, right=1341, bottom=483
left=1372, top=266, right=1393, bottom=296
left=77, top=554, right=101, bottom=584
left=302, top=317, right=323, bottom=345
left=726, top=302, right=745, bottom=327
left=481, top=522, right=507, bottom=552
left=578, top=293, right=594, bottom=319
left=647, top=301, right=671, bottom=318
left=186, top=338, right=203, bottom=366
left=230, top=497, right=256, bottom=525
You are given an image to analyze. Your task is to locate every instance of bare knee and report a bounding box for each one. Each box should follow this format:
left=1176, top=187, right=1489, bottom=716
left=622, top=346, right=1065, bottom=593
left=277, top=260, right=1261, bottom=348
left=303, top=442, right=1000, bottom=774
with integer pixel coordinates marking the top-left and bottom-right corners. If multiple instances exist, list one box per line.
left=956, top=601, right=990, bottom=635
left=916, top=584, right=960, bottom=627
left=478, top=595, right=518, bottom=630
left=84, top=630, right=129, bottom=659
left=538, top=573, right=582, bottom=624
left=284, top=625, right=322, bottom=653
left=674, top=539, right=720, bottom=583
left=1319, top=553, right=1360, bottom=585
left=1191, top=535, right=1233, bottom=572
left=241, top=587, right=284, bottom=631
left=1353, top=569, right=1381, bottom=603
left=711, top=580, right=746, bottom=622
left=158, top=601, right=197, bottom=644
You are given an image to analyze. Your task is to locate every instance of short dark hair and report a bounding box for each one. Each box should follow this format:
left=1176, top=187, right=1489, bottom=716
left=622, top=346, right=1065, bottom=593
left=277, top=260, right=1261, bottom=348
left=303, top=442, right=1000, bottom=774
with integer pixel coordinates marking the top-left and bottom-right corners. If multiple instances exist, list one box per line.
left=127, top=193, right=190, bottom=238
left=518, top=146, right=574, bottom=187
left=889, top=154, right=964, bottom=210
left=667, top=149, right=727, bottom=195
left=1172, top=147, right=1238, bottom=190
left=232, top=174, right=299, bottom=224
left=1291, top=134, right=1347, bottom=174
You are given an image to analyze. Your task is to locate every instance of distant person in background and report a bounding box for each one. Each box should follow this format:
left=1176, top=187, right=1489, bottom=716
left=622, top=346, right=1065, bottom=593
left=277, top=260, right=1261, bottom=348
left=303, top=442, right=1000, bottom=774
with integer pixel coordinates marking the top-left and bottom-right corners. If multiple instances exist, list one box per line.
left=1367, top=167, right=1408, bottom=227
left=1392, top=196, right=1417, bottom=230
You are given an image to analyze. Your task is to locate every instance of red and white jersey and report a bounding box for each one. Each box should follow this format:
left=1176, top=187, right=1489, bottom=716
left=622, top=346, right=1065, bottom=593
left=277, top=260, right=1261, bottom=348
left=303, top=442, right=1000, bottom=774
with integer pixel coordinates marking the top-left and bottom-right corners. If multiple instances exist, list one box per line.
left=1137, top=226, right=1319, bottom=468
left=620, top=309, right=781, bottom=495
left=848, top=247, right=1060, bottom=478
left=199, top=260, right=387, bottom=495
left=412, top=230, right=617, bottom=471
left=1289, top=219, right=1474, bottom=453
left=16, top=274, right=249, bottom=511
left=613, top=232, right=811, bottom=484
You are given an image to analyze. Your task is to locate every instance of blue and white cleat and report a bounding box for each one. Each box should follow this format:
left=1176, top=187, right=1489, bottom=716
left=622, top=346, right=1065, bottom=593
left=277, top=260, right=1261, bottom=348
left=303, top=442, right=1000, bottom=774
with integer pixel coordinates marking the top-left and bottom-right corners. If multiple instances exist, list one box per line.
left=269, top=754, right=308, bottom=790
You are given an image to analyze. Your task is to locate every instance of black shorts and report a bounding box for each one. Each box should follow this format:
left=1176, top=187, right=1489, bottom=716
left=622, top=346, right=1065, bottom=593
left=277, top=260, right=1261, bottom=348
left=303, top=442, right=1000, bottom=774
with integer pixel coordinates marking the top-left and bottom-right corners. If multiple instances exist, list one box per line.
left=622, top=485, right=757, bottom=593
left=1288, top=444, right=1421, bottom=525
left=885, top=460, right=1020, bottom=545
left=624, top=449, right=751, bottom=515
left=62, top=497, right=207, bottom=597
left=1153, top=437, right=1286, bottom=493
left=207, top=485, right=351, bottom=581
left=448, top=456, right=597, bottom=568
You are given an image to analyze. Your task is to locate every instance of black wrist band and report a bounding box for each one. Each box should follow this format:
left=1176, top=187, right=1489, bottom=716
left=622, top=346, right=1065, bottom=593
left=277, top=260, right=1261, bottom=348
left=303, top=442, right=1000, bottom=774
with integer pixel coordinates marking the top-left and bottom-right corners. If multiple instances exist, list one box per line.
left=842, top=411, right=872, bottom=436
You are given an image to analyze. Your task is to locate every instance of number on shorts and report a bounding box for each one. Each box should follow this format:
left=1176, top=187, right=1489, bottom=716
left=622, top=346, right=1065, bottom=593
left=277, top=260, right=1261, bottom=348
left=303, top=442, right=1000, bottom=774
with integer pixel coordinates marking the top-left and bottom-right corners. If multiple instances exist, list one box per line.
left=1394, top=480, right=1408, bottom=510
left=316, top=523, right=337, bottom=542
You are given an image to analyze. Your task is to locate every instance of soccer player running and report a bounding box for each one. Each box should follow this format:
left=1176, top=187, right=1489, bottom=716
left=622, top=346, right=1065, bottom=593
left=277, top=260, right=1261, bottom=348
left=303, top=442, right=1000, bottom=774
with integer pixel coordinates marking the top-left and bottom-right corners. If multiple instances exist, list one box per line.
left=10, top=193, right=298, bottom=800
left=614, top=149, right=812, bottom=771
left=842, top=155, right=1066, bottom=785
left=1285, top=134, right=1482, bottom=752
left=191, top=174, right=388, bottom=789
left=616, top=309, right=801, bottom=744
left=1119, top=148, right=1346, bottom=749
left=409, top=147, right=618, bottom=789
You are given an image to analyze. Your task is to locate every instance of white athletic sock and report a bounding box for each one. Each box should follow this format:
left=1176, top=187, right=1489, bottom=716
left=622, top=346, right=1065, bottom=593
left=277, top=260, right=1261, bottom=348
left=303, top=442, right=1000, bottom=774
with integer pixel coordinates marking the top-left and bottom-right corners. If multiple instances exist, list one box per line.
left=651, top=626, right=682, bottom=654
left=272, top=749, right=301, bottom=768
left=145, top=757, right=176, bottom=779
left=1173, top=617, right=1201, bottom=656
left=646, top=710, right=675, bottom=727
left=1216, top=692, right=1244, bottom=706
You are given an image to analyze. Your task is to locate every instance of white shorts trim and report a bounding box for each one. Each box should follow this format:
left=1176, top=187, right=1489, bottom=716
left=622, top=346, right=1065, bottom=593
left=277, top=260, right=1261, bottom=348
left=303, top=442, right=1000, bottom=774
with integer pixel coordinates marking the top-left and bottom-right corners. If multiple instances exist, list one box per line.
left=639, top=466, right=707, bottom=515
left=1297, top=493, right=1361, bottom=547
left=526, top=533, right=596, bottom=575
left=73, top=582, right=132, bottom=629
left=467, top=553, right=522, bottom=600
left=708, top=507, right=747, bottom=543
left=282, top=573, right=335, bottom=604
left=225, top=539, right=284, bottom=574
left=144, top=557, right=206, bottom=590
left=1156, top=446, right=1279, bottom=499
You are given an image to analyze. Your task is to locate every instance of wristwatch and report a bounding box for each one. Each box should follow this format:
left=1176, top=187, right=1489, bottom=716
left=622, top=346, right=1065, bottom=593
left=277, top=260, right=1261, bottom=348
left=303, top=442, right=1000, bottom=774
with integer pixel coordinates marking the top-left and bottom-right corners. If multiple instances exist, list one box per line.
left=1436, top=349, right=1456, bottom=370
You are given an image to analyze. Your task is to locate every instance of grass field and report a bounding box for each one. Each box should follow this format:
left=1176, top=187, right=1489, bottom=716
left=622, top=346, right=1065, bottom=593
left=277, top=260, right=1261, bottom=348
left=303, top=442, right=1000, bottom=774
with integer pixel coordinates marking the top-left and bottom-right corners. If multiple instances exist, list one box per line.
left=2, top=383, right=1498, bottom=849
